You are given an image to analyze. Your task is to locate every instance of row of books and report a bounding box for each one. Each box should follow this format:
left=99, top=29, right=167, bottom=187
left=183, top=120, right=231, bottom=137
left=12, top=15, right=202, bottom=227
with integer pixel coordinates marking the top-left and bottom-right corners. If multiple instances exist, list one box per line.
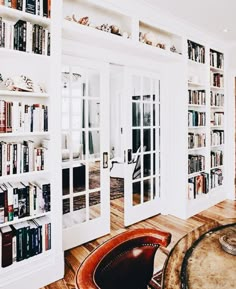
left=211, top=150, right=223, bottom=168
left=188, top=132, right=206, bottom=149
left=210, top=92, right=224, bottom=107
left=0, top=180, right=50, bottom=224
left=0, top=100, right=48, bottom=133
left=0, top=18, right=51, bottom=55
left=188, top=89, right=206, bottom=105
left=188, top=172, right=209, bottom=199
left=211, top=130, right=224, bottom=146
left=188, top=110, right=206, bottom=127
left=210, top=50, right=224, bottom=69
left=210, top=168, right=223, bottom=188
left=0, top=140, right=48, bottom=176
left=0, top=0, right=51, bottom=18
left=188, top=154, right=205, bottom=174
left=210, top=112, right=224, bottom=126
left=0, top=215, right=51, bottom=268
left=210, top=72, right=224, bottom=88
left=188, top=40, right=205, bottom=63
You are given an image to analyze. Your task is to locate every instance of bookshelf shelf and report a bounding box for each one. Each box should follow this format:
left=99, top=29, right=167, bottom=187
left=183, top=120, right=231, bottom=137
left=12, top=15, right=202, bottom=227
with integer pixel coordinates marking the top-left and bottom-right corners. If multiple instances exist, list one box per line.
left=210, top=86, right=224, bottom=90
left=188, top=81, right=206, bottom=87
left=0, top=48, right=51, bottom=58
left=0, top=91, right=49, bottom=98
left=0, top=5, right=51, bottom=26
left=0, top=212, right=50, bottom=228
left=210, top=66, right=224, bottom=73
left=0, top=170, right=49, bottom=182
left=210, top=165, right=223, bottom=170
left=188, top=170, right=206, bottom=178
left=188, top=146, right=206, bottom=152
left=0, top=132, right=50, bottom=137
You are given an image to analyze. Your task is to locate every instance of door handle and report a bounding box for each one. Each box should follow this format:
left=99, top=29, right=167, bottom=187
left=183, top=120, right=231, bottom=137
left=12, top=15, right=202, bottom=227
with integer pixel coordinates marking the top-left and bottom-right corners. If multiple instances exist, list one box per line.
left=103, top=152, right=108, bottom=169
left=127, top=149, right=132, bottom=164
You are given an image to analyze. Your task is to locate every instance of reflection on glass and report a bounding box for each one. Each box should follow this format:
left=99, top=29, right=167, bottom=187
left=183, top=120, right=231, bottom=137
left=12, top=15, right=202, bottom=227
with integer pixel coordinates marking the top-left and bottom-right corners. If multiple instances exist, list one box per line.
left=153, top=129, right=156, bottom=151
left=143, top=179, right=151, bottom=202
left=89, top=130, right=100, bottom=158
left=71, top=132, right=84, bottom=160
left=153, top=153, right=156, bottom=175
left=89, top=161, right=100, bottom=190
left=62, top=115, right=69, bottom=130
left=132, top=181, right=141, bottom=206
left=73, top=195, right=86, bottom=211
left=89, top=191, right=101, bottom=220
left=143, top=154, right=151, bottom=177
left=153, top=177, right=156, bottom=199
left=87, top=71, right=100, bottom=98
left=133, top=153, right=142, bottom=180
left=144, top=129, right=151, bottom=151
left=143, top=77, right=151, bottom=100
left=132, top=129, right=141, bottom=153
left=153, top=104, right=156, bottom=126
left=63, top=198, right=70, bottom=214
left=88, top=100, right=100, bottom=128
left=73, top=165, right=86, bottom=193
left=132, top=75, right=141, bottom=99
left=143, top=103, right=151, bottom=126
left=62, top=168, right=69, bottom=195
left=132, top=103, right=141, bottom=127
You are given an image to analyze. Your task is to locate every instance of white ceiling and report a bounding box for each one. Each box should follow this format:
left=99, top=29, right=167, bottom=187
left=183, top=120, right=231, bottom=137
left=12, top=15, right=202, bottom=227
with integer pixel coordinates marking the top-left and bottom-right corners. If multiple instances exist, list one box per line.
left=146, top=0, right=236, bottom=44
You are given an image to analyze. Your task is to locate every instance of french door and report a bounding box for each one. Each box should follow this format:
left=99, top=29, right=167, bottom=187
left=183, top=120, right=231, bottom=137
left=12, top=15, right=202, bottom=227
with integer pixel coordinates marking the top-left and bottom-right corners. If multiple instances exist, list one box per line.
left=123, top=68, right=162, bottom=226
left=61, top=56, right=110, bottom=250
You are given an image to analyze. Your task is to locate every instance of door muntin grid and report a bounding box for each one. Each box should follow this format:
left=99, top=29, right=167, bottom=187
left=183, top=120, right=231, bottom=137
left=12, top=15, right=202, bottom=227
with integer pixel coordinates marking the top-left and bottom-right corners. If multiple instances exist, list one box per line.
left=61, top=66, right=102, bottom=228
left=131, top=75, right=160, bottom=206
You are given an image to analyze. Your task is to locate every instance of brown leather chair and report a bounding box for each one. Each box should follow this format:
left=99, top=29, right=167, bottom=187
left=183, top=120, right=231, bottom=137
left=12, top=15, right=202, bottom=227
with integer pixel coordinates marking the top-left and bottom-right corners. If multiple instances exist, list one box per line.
left=75, top=228, right=171, bottom=289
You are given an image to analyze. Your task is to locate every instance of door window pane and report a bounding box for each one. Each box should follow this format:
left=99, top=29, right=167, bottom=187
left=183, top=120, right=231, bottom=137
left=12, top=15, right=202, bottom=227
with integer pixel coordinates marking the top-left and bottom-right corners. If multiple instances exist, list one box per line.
left=132, top=129, right=141, bottom=153
left=89, top=161, right=100, bottom=190
left=73, top=165, right=86, bottom=193
left=132, top=103, right=141, bottom=127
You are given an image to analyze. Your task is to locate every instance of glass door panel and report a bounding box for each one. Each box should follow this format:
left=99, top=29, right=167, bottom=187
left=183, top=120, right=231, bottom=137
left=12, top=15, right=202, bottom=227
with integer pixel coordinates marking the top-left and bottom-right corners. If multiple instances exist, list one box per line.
left=61, top=57, right=110, bottom=250
left=124, top=68, right=162, bottom=226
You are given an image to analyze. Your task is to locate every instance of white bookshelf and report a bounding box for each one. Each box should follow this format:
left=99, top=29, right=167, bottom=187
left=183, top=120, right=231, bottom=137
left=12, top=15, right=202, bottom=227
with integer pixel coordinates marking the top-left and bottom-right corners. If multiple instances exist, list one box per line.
left=0, top=1, right=64, bottom=289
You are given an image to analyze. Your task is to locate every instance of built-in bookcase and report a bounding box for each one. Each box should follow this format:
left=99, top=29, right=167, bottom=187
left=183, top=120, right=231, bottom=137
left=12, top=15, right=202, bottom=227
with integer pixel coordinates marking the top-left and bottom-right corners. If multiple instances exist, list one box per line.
left=0, top=1, right=63, bottom=289
left=185, top=39, right=226, bottom=218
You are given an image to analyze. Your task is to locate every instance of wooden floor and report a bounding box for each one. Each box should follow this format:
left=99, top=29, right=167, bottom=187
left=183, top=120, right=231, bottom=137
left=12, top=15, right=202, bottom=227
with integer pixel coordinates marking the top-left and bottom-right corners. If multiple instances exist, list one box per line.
left=41, top=198, right=236, bottom=289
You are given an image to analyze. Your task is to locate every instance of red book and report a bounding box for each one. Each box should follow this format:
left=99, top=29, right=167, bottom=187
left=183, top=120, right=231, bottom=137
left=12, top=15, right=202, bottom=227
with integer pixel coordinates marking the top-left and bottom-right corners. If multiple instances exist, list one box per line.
left=1, top=225, right=13, bottom=267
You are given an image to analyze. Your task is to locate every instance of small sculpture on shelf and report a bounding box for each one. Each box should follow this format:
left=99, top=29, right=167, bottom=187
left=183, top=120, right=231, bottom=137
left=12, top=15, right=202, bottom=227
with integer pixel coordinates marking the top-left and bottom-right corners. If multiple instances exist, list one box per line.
left=170, top=45, right=177, bottom=53
left=65, top=14, right=129, bottom=39
left=156, top=43, right=166, bottom=50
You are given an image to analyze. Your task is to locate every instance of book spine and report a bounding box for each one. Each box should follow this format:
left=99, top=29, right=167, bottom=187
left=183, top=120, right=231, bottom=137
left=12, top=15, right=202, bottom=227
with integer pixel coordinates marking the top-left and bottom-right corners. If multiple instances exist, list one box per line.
left=1, top=229, right=13, bottom=267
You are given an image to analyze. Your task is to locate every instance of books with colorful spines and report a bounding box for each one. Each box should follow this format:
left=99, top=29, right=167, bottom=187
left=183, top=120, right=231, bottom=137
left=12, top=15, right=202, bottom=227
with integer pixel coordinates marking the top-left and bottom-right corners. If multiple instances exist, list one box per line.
left=27, top=220, right=39, bottom=256
left=0, top=187, right=4, bottom=224
left=20, top=221, right=30, bottom=259
left=0, top=225, right=13, bottom=267
left=196, top=174, right=204, bottom=195
left=0, top=185, right=8, bottom=222
left=35, top=179, right=50, bottom=212
left=0, top=100, right=6, bottom=133
left=188, top=177, right=194, bottom=200
left=15, top=182, right=29, bottom=218
left=34, top=215, right=50, bottom=252
left=23, top=140, right=34, bottom=172
left=3, top=182, right=14, bottom=222
left=11, top=0, right=17, bottom=9
left=8, top=182, right=19, bottom=220
left=11, top=222, right=25, bottom=261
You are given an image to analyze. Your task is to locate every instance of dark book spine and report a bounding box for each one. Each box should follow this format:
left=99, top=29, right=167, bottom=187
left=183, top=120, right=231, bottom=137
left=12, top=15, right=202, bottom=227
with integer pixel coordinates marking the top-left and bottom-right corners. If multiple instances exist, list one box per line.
left=25, top=0, right=36, bottom=15
left=0, top=192, right=4, bottom=223
left=17, top=0, right=23, bottom=10
left=43, top=0, right=48, bottom=17
left=13, top=143, right=17, bottom=174
left=16, top=227, right=24, bottom=261
left=47, top=32, right=50, bottom=56
left=23, top=225, right=30, bottom=259
left=13, top=187, right=19, bottom=219
left=1, top=229, right=13, bottom=267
